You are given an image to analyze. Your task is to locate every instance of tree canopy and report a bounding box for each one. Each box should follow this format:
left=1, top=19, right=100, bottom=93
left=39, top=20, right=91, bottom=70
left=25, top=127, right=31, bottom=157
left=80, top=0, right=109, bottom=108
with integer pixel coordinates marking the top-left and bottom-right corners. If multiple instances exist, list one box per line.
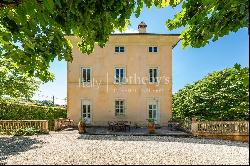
left=172, top=64, right=249, bottom=121
left=0, top=0, right=137, bottom=82
left=0, top=0, right=248, bottom=82
left=0, top=58, right=40, bottom=99
left=165, top=0, right=249, bottom=48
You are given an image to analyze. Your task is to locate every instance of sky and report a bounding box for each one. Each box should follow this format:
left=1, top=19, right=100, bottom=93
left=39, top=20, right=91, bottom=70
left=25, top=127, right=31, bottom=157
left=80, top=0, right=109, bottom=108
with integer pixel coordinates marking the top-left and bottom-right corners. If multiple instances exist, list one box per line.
left=33, top=6, right=249, bottom=105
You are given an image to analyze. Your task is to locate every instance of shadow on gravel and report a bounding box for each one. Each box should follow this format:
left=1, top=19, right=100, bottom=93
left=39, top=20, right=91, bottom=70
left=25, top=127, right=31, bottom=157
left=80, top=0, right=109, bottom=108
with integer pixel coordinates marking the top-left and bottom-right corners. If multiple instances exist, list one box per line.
left=0, top=136, right=44, bottom=164
left=77, top=134, right=249, bottom=148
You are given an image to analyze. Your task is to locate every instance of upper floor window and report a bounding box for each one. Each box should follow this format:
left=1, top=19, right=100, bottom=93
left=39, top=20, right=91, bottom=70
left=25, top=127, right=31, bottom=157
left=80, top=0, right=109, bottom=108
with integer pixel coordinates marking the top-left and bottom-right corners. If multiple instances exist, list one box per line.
left=115, top=67, right=126, bottom=83
left=149, top=67, right=159, bottom=83
left=115, top=46, right=125, bottom=53
left=81, top=67, right=91, bottom=83
left=115, top=99, right=125, bottom=116
left=149, top=46, right=158, bottom=53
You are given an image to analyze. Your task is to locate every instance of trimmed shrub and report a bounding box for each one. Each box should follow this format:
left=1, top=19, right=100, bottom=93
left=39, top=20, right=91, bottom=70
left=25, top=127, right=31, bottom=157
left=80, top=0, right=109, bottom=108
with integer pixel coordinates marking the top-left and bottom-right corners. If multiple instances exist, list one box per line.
left=0, top=101, right=67, bottom=130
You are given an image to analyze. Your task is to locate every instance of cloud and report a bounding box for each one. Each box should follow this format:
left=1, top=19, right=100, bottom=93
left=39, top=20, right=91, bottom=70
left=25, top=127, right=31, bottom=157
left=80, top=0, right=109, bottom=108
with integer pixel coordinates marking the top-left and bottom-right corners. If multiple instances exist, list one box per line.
left=113, top=28, right=138, bottom=34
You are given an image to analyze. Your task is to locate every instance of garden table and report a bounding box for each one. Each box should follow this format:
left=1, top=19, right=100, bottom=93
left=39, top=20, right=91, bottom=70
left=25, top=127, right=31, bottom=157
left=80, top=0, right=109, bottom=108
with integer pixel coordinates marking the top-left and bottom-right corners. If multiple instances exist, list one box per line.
left=108, top=121, right=131, bottom=132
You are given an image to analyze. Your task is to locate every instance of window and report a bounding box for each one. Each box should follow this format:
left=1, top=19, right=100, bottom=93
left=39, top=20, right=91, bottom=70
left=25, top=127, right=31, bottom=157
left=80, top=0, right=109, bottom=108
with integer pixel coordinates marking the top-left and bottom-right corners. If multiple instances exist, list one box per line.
left=81, top=68, right=91, bottom=83
left=115, top=46, right=125, bottom=53
left=81, top=100, right=91, bottom=124
left=149, top=104, right=157, bottom=120
left=149, top=46, right=158, bottom=53
left=148, top=100, right=158, bottom=121
left=115, top=99, right=125, bottom=116
left=82, top=104, right=91, bottom=118
left=115, top=67, right=126, bottom=83
left=149, top=67, right=159, bottom=83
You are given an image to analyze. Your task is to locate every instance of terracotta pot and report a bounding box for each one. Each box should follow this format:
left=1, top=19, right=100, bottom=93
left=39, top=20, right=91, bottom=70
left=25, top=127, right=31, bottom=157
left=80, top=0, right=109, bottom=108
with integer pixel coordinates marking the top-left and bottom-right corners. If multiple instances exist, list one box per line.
left=148, top=122, right=156, bottom=134
left=78, top=121, right=86, bottom=134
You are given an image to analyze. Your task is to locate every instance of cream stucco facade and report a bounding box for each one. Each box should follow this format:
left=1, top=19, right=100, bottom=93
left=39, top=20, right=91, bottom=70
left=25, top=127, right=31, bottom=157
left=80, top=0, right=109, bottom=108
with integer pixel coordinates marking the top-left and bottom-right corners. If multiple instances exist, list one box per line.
left=67, top=31, right=179, bottom=126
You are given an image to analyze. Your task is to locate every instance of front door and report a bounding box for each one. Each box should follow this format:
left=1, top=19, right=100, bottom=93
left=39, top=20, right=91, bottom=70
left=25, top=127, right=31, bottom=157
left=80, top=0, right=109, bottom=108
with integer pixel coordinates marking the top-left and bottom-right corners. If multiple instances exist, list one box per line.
left=148, top=100, right=159, bottom=124
left=81, top=100, right=91, bottom=124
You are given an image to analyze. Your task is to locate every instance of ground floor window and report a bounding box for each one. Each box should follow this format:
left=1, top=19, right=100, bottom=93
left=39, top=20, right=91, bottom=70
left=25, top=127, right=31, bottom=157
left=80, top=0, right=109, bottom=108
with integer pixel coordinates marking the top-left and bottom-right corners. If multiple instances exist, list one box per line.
left=148, top=99, right=159, bottom=122
left=148, top=104, right=157, bottom=120
left=115, top=99, right=125, bottom=116
left=81, top=100, right=91, bottom=124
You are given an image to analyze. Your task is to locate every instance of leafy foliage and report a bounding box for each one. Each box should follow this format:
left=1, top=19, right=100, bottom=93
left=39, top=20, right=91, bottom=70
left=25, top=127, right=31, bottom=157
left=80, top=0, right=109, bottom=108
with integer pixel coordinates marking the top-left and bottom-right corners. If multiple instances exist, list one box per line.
left=146, top=118, right=155, bottom=123
left=0, top=0, right=248, bottom=82
left=0, top=100, right=67, bottom=130
left=0, top=0, right=136, bottom=81
left=173, top=64, right=249, bottom=121
left=78, top=117, right=86, bottom=126
left=13, top=127, right=43, bottom=136
left=135, top=0, right=249, bottom=48
left=0, top=58, right=40, bottom=99
left=165, top=0, right=249, bottom=48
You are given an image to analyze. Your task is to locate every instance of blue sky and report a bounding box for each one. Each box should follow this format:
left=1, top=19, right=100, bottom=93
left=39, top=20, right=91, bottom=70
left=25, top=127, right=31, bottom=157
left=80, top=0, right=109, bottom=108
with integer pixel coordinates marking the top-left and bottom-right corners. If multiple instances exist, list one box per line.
left=33, top=6, right=249, bottom=104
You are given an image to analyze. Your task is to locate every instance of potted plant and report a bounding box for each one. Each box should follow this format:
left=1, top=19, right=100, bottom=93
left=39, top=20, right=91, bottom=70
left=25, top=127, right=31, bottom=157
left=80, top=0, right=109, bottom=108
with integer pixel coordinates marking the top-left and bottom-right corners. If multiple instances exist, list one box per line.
left=147, top=118, right=156, bottom=134
left=78, top=118, right=86, bottom=134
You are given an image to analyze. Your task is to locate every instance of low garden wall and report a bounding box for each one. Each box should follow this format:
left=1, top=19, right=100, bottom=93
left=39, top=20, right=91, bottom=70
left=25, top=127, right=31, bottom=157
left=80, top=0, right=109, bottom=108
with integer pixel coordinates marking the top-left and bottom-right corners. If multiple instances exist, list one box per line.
left=0, top=120, right=49, bottom=133
left=191, top=118, right=249, bottom=142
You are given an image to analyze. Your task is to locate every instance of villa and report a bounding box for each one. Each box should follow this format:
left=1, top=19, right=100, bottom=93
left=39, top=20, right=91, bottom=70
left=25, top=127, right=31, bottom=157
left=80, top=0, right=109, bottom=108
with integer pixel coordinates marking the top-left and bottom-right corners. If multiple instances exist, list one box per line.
left=67, top=22, right=180, bottom=126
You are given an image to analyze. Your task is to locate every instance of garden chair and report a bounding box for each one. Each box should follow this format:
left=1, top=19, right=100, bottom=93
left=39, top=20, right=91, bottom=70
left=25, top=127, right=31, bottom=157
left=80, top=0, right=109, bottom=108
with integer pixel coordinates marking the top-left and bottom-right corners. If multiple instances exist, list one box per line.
left=124, top=121, right=131, bottom=132
left=108, top=121, right=115, bottom=131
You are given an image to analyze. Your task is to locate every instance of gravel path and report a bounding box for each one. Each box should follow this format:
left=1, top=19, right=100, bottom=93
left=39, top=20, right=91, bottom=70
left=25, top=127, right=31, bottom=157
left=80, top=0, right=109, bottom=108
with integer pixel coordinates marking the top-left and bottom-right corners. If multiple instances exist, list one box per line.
left=0, top=130, right=249, bottom=165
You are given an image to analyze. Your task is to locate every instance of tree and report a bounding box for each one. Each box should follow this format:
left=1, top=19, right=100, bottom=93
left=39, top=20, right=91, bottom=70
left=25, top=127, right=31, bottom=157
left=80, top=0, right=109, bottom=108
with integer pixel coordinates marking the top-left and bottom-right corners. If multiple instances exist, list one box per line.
left=135, top=0, right=248, bottom=47
left=0, top=58, right=40, bottom=99
left=172, top=64, right=249, bottom=121
left=33, top=99, right=54, bottom=106
left=0, top=0, right=248, bottom=82
left=164, top=0, right=249, bottom=48
left=0, top=0, right=136, bottom=81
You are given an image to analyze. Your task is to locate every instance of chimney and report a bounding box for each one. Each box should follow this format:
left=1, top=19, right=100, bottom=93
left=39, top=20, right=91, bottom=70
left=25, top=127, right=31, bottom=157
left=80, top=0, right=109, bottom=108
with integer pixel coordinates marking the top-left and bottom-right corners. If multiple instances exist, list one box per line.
left=138, top=21, right=147, bottom=33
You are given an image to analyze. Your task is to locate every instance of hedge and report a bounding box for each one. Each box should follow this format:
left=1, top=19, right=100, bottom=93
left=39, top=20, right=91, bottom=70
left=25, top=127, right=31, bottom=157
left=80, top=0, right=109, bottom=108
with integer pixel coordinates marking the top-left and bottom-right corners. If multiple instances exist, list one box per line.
left=173, top=65, right=249, bottom=121
left=0, top=101, right=67, bottom=130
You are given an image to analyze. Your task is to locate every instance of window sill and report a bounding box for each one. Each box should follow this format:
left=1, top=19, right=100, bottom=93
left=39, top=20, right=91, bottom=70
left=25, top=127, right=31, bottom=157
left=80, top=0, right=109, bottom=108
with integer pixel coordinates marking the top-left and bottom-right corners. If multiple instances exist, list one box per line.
left=148, top=82, right=160, bottom=84
left=113, top=79, right=127, bottom=85
left=113, top=82, right=127, bottom=85
left=115, top=114, right=126, bottom=118
left=80, top=82, right=92, bottom=86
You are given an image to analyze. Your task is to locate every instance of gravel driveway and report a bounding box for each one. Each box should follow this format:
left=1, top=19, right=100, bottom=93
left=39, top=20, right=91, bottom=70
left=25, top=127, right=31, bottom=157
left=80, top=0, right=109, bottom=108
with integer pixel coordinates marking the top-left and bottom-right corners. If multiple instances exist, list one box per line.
left=0, top=130, right=249, bottom=165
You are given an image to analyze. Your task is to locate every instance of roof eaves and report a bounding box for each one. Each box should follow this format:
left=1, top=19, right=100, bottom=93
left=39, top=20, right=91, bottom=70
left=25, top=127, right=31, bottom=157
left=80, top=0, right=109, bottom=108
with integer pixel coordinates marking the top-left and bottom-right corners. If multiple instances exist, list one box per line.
left=111, top=33, right=180, bottom=36
left=172, top=38, right=182, bottom=49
